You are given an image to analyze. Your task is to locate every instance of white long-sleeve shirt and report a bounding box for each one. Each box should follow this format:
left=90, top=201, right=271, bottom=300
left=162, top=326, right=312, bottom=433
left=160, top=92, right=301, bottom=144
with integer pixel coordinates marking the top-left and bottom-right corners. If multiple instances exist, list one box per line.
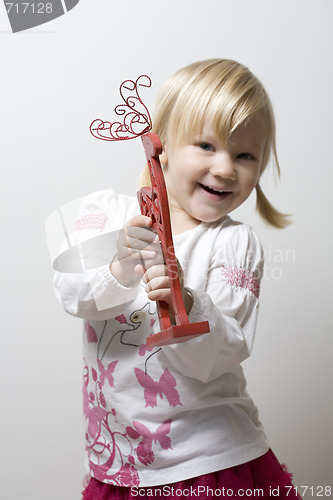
left=53, top=189, right=269, bottom=487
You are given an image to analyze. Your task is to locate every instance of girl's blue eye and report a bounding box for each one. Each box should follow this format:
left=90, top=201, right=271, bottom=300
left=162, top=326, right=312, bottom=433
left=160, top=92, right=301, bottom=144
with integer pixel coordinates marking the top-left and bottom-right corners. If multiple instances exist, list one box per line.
left=199, top=143, right=214, bottom=151
left=237, top=152, right=253, bottom=160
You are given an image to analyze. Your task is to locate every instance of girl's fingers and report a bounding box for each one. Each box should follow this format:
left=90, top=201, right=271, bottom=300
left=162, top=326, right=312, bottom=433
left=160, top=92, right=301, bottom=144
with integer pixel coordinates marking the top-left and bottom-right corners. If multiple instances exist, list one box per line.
left=120, top=216, right=164, bottom=265
left=124, top=216, right=158, bottom=246
left=118, top=230, right=162, bottom=264
left=119, top=233, right=157, bottom=254
left=145, top=275, right=170, bottom=292
left=147, top=288, right=172, bottom=306
left=119, top=225, right=161, bottom=261
left=125, top=225, right=159, bottom=244
left=141, top=264, right=167, bottom=284
left=140, top=263, right=185, bottom=308
left=126, top=214, right=153, bottom=229
left=143, top=268, right=170, bottom=298
left=122, top=235, right=160, bottom=253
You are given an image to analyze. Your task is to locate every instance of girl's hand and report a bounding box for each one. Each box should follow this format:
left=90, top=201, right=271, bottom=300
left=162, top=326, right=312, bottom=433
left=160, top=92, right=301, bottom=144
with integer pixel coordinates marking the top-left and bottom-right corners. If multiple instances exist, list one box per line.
left=135, top=259, right=193, bottom=321
left=110, top=215, right=163, bottom=287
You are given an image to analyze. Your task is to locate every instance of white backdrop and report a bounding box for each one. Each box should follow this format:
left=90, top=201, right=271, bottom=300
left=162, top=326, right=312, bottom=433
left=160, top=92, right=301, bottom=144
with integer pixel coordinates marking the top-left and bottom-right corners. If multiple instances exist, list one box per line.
left=1, top=1, right=332, bottom=498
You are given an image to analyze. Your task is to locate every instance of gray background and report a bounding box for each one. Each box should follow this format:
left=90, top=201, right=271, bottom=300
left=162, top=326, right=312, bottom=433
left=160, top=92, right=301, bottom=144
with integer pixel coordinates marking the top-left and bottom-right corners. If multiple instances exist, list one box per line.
left=1, top=0, right=332, bottom=498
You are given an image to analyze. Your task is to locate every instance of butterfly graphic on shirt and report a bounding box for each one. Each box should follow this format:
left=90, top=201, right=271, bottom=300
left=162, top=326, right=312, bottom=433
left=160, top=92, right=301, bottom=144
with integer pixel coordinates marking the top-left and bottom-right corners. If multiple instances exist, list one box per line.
left=85, top=320, right=98, bottom=343
left=127, top=419, right=172, bottom=465
left=82, top=381, right=108, bottom=440
left=97, top=359, right=118, bottom=388
left=134, top=367, right=182, bottom=408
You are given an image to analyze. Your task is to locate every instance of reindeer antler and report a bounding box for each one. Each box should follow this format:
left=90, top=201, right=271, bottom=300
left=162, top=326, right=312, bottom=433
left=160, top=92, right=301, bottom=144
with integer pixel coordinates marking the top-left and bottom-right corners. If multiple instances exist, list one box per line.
left=90, top=75, right=152, bottom=141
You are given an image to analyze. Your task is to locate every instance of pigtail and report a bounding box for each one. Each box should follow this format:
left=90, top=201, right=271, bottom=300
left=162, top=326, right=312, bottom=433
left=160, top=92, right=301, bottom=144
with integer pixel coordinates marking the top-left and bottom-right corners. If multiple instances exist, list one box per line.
left=255, top=184, right=291, bottom=229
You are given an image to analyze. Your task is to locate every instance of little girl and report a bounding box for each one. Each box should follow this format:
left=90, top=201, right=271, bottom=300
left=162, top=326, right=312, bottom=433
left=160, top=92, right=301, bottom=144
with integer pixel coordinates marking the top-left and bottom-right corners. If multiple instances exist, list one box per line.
left=54, top=59, right=300, bottom=499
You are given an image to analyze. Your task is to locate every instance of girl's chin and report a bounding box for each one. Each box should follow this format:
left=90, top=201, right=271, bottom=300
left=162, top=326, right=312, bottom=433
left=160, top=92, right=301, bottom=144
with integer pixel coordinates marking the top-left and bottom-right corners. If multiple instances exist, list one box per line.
left=190, top=208, right=229, bottom=224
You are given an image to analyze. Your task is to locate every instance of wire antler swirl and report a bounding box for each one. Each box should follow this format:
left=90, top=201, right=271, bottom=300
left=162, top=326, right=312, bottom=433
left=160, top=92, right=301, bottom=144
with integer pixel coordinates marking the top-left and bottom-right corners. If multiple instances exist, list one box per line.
left=90, top=75, right=152, bottom=141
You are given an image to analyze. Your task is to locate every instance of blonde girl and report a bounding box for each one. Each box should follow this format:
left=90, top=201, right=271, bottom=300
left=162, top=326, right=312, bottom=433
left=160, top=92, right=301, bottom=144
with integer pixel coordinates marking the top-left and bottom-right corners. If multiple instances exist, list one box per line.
left=54, top=59, right=299, bottom=499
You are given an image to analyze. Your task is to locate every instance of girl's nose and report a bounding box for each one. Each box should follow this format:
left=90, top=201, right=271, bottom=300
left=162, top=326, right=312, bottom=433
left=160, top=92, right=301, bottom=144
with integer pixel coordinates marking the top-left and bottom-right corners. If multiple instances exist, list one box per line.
left=210, top=154, right=237, bottom=181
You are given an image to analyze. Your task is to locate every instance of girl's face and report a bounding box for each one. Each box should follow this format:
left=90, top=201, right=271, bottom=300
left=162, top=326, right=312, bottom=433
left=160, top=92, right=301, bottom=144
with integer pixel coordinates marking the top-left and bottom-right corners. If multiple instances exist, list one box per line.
left=161, top=110, right=267, bottom=233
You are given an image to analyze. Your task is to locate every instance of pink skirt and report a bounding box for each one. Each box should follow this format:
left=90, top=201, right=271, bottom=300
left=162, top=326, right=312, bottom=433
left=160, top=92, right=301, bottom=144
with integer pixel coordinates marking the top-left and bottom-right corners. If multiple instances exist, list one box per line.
left=82, top=449, right=301, bottom=499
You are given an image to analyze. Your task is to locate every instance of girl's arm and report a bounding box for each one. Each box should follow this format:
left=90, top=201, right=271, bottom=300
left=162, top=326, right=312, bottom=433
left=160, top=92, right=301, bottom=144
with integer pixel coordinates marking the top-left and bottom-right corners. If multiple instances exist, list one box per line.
left=154, top=223, right=264, bottom=382
left=53, top=190, right=145, bottom=321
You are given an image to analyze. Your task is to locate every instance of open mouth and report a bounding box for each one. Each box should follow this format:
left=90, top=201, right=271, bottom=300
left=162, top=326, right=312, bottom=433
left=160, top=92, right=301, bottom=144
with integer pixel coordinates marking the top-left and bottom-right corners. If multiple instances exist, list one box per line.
left=199, top=183, right=232, bottom=197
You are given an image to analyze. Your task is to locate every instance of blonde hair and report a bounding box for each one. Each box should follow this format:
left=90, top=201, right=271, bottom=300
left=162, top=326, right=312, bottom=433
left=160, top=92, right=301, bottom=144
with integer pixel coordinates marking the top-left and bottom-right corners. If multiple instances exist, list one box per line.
left=140, top=58, right=290, bottom=229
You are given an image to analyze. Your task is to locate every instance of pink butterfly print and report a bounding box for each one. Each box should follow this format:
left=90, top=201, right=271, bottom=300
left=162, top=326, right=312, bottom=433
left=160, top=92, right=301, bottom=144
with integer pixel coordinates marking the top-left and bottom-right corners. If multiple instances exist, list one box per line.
left=134, top=368, right=182, bottom=408
left=129, top=419, right=172, bottom=465
left=89, top=460, right=140, bottom=487
left=85, top=320, right=98, bottom=343
left=97, top=359, right=118, bottom=387
left=115, top=314, right=127, bottom=324
left=111, top=464, right=140, bottom=487
left=138, top=343, right=154, bottom=356
left=83, top=384, right=107, bottom=439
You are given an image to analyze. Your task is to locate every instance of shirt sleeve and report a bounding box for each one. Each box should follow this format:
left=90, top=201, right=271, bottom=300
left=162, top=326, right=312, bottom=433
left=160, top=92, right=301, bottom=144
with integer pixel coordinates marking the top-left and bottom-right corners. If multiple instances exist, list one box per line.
left=52, top=189, right=141, bottom=320
left=160, top=223, right=264, bottom=382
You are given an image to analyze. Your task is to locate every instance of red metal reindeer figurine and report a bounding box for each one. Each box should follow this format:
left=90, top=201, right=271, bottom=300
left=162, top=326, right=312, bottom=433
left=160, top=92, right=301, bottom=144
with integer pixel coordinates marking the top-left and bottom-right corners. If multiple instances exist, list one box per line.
left=90, top=75, right=210, bottom=347
left=137, top=133, right=210, bottom=346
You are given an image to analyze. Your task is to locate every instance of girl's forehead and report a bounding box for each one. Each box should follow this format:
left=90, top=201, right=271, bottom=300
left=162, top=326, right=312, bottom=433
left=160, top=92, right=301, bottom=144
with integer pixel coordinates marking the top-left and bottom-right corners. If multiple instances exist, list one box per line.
left=195, top=109, right=267, bottom=145
left=231, top=110, right=267, bottom=138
